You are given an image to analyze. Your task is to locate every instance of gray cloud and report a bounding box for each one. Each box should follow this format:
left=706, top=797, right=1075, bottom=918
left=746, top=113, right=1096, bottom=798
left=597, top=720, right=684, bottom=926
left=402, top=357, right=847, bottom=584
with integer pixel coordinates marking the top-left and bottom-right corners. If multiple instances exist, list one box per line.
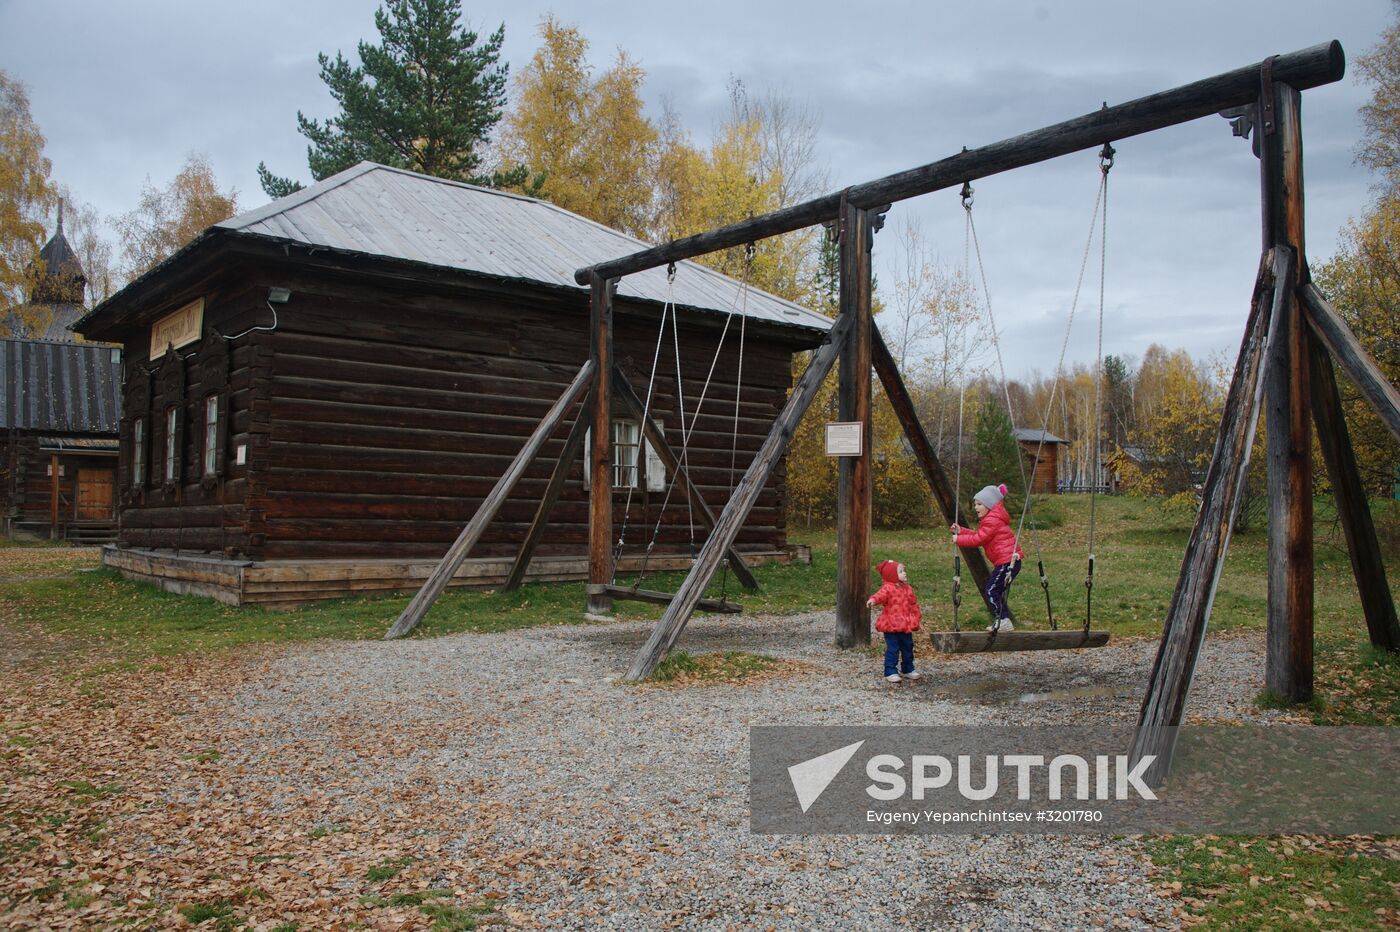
left=0, top=0, right=1387, bottom=378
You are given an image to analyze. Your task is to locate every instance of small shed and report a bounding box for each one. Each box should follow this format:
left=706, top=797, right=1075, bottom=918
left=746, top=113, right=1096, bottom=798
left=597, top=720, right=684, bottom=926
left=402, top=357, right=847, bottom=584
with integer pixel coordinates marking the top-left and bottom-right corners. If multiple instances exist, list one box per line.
left=0, top=338, right=121, bottom=541
left=1014, top=427, right=1069, bottom=495
left=75, top=162, right=830, bottom=606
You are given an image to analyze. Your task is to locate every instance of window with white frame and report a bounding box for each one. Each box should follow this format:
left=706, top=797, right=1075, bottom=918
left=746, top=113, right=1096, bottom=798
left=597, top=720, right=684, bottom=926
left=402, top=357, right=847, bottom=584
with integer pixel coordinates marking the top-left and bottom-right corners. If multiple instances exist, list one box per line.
left=612, top=419, right=640, bottom=489
left=584, top=420, right=666, bottom=492
left=203, top=395, right=219, bottom=476
left=132, top=417, right=145, bottom=489
left=164, top=406, right=177, bottom=483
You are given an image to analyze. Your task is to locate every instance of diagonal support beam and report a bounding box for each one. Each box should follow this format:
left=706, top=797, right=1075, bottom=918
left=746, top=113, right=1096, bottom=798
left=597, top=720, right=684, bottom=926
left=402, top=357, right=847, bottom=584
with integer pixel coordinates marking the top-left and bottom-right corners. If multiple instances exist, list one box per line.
left=870, top=324, right=1000, bottom=618
left=1299, top=283, right=1400, bottom=444
left=623, top=311, right=855, bottom=680
left=611, top=365, right=759, bottom=591
left=1131, top=248, right=1288, bottom=784
left=501, top=386, right=595, bottom=592
left=386, top=359, right=596, bottom=639
left=1308, top=333, right=1400, bottom=651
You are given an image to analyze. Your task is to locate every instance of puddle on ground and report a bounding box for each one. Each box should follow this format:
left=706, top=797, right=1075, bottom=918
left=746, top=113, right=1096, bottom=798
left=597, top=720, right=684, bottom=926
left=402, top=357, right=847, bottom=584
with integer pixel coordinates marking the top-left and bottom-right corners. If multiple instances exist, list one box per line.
left=935, top=680, right=1129, bottom=706
left=1017, top=686, right=1123, bottom=704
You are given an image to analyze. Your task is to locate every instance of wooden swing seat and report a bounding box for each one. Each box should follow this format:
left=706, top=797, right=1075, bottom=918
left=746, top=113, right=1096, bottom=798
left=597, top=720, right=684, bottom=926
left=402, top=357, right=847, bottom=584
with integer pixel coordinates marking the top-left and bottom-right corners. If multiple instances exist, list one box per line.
left=929, top=629, right=1110, bottom=653
left=587, top=583, right=743, bottom=614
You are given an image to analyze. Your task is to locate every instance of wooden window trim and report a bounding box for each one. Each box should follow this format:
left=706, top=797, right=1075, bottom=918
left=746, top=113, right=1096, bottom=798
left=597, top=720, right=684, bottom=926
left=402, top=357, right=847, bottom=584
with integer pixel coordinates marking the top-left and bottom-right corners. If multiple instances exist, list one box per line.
left=163, top=405, right=180, bottom=488
left=132, top=417, right=146, bottom=491
left=202, top=394, right=219, bottom=479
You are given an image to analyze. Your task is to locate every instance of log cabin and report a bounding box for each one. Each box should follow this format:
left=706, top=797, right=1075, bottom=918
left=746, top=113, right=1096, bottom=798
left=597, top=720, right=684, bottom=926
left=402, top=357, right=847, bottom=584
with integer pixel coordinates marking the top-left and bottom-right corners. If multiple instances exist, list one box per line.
left=74, top=162, right=830, bottom=607
left=0, top=338, right=121, bottom=542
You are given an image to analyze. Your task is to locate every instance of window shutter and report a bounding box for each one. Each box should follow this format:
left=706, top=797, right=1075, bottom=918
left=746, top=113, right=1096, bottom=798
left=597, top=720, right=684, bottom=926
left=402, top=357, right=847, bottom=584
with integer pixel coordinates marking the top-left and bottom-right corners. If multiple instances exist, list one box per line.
left=645, top=419, right=666, bottom=492
left=170, top=404, right=184, bottom=486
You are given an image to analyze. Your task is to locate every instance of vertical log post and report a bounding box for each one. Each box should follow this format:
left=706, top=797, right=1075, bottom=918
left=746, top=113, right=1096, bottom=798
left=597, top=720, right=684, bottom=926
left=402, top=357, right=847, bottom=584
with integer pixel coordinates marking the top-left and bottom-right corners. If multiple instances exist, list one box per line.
left=588, top=274, right=616, bottom=616
left=1261, top=80, right=1314, bottom=703
left=50, top=454, right=60, bottom=540
left=836, top=199, right=876, bottom=648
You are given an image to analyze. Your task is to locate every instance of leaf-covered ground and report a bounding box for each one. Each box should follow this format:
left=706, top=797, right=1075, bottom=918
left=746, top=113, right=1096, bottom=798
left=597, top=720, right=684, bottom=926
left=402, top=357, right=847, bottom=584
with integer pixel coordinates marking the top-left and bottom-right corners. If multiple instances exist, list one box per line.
left=1, top=641, right=505, bottom=929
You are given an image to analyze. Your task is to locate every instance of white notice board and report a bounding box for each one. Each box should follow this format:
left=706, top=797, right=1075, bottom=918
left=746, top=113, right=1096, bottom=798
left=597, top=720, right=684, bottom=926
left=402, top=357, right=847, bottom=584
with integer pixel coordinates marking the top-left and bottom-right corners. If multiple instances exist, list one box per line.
left=825, top=422, right=863, bottom=457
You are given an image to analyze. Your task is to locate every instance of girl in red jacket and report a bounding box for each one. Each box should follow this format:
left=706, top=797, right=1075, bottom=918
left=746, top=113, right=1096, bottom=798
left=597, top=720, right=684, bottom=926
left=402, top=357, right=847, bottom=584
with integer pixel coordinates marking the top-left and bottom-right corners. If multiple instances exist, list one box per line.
left=951, top=483, right=1025, bottom=632
left=866, top=559, right=923, bottom=683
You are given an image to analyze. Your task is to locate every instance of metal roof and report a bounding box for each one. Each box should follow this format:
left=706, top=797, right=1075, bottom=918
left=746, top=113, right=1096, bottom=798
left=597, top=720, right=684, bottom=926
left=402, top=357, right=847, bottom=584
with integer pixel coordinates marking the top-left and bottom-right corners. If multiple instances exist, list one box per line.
left=0, top=338, right=121, bottom=433
left=217, top=162, right=831, bottom=333
left=38, top=436, right=119, bottom=453
left=1014, top=427, right=1068, bottom=445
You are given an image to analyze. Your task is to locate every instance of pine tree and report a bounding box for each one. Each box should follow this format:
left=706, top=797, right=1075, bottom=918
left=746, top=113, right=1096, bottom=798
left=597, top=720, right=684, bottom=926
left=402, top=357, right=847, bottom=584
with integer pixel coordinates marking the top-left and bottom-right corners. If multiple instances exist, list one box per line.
left=970, top=400, right=1023, bottom=506
left=258, top=0, right=524, bottom=196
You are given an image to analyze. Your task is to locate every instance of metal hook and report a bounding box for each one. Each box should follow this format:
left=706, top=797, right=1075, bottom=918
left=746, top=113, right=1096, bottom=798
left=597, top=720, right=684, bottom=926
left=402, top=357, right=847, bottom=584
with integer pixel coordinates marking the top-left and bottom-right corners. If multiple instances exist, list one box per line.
left=960, top=181, right=974, bottom=211
left=666, top=261, right=676, bottom=283
left=1099, top=142, right=1116, bottom=174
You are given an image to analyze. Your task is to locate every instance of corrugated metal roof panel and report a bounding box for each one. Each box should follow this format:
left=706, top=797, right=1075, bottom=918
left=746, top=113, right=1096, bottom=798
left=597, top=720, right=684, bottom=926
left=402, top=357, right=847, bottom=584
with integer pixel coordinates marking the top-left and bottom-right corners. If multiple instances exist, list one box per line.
left=0, top=338, right=121, bottom=433
left=217, top=162, right=831, bottom=333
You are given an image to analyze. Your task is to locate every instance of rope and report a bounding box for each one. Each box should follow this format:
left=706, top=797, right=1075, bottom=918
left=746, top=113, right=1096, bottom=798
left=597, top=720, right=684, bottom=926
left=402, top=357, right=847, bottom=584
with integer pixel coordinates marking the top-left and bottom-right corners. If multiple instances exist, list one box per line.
left=718, top=244, right=754, bottom=603
left=612, top=266, right=676, bottom=585
left=1085, top=142, right=1114, bottom=634
left=633, top=258, right=752, bottom=588
left=960, top=149, right=1114, bottom=635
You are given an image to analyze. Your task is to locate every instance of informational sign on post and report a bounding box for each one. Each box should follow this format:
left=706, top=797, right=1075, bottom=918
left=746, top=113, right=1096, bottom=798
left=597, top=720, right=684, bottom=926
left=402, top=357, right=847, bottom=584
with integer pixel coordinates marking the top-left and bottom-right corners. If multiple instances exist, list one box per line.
left=825, top=422, right=863, bottom=457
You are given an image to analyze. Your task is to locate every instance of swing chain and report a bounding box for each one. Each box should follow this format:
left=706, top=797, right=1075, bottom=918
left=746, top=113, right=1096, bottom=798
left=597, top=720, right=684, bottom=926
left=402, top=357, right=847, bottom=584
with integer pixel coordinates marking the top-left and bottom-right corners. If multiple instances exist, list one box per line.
left=1038, top=559, right=1056, bottom=630
left=951, top=554, right=962, bottom=632
left=1083, top=553, right=1095, bottom=632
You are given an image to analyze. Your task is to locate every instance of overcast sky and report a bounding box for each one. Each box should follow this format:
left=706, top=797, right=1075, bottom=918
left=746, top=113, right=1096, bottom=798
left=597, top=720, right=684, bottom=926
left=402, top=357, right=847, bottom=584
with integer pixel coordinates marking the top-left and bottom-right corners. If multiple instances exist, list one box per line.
left=0, top=0, right=1390, bottom=379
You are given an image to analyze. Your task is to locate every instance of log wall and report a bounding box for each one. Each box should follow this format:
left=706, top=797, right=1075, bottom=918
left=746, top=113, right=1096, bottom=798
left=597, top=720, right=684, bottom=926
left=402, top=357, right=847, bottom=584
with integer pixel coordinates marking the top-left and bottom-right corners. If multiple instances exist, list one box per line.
left=112, top=260, right=809, bottom=565
left=254, top=270, right=796, bottom=560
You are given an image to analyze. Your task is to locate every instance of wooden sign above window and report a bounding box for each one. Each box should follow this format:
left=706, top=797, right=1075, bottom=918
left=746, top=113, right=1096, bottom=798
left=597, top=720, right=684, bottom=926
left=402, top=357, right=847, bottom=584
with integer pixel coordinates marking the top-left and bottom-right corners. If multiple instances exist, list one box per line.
left=149, top=298, right=204, bottom=359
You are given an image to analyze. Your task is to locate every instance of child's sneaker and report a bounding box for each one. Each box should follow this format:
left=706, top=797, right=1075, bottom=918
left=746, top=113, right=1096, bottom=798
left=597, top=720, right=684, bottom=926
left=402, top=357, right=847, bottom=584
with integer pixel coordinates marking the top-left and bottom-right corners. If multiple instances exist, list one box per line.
left=885, top=674, right=902, bottom=683
left=903, top=670, right=922, bottom=680
left=994, top=618, right=1015, bottom=632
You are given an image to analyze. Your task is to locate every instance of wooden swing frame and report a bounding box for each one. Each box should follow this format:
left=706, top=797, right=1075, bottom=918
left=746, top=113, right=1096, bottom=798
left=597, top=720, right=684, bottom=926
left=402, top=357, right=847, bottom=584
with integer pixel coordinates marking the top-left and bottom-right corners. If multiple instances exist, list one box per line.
left=388, top=39, right=1396, bottom=782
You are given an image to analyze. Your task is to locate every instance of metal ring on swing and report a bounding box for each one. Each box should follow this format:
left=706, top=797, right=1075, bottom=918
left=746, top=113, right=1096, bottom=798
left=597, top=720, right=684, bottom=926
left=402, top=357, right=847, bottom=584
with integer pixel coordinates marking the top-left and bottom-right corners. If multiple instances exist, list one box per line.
left=1099, top=142, right=1116, bottom=174
left=960, top=181, right=974, bottom=211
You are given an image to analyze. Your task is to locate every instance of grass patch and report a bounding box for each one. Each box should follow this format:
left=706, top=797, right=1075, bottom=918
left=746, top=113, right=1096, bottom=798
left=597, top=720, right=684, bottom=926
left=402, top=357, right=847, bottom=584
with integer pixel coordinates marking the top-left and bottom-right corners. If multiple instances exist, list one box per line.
left=420, top=901, right=493, bottom=931
left=56, top=780, right=122, bottom=800
left=647, top=649, right=785, bottom=685
left=177, top=899, right=240, bottom=928
left=1146, top=835, right=1400, bottom=929
left=1254, top=689, right=1327, bottom=714
left=2, top=496, right=1396, bottom=719
left=365, top=855, right=415, bottom=882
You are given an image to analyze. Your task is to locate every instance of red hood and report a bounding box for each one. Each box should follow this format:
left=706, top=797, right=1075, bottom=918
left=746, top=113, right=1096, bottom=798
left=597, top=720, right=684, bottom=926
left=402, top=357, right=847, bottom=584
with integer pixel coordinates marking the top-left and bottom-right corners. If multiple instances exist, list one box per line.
left=877, top=560, right=903, bottom=585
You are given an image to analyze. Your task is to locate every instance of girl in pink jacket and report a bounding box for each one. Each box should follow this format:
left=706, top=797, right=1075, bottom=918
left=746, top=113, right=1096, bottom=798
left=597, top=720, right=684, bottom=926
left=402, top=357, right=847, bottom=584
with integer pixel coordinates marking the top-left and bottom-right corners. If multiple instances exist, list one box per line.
left=950, top=483, right=1025, bottom=632
left=866, top=559, right=923, bottom=683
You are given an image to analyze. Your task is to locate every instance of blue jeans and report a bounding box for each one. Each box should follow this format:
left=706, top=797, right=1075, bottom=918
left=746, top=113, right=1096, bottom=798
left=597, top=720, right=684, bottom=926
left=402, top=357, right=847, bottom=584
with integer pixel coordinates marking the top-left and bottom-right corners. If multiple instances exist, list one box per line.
left=883, top=632, right=915, bottom=677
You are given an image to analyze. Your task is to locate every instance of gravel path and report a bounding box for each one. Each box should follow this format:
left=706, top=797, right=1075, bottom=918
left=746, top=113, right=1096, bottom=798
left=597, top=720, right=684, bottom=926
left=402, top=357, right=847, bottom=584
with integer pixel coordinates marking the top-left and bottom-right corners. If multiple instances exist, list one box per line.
left=210, top=613, right=1279, bottom=929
